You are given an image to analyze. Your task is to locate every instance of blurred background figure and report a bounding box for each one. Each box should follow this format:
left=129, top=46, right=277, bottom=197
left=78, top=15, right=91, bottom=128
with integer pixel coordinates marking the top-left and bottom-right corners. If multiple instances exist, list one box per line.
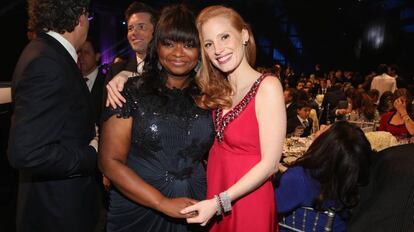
left=78, top=36, right=106, bottom=127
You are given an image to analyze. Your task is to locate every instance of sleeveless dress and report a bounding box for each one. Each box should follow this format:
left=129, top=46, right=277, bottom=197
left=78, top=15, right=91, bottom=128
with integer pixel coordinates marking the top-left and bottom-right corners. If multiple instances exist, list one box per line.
left=104, top=77, right=214, bottom=232
left=207, top=74, right=277, bottom=232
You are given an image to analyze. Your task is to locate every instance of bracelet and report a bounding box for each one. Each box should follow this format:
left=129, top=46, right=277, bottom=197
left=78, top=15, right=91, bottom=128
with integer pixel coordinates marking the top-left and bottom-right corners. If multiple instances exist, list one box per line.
left=403, top=116, right=412, bottom=123
left=219, top=192, right=232, bottom=213
left=214, top=195, right=222, bottom=216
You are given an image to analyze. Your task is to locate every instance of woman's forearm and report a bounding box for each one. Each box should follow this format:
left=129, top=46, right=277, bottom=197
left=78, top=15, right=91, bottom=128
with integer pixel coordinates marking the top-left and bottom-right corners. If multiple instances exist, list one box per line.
left=226, top=159, right=278, bottom=202
left=101, top=159, right=165, bottom=210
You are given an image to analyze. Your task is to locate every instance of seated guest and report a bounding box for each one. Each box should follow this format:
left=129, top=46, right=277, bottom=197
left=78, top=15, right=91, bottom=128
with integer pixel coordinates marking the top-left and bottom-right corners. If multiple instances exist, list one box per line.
left=350, top=92, right=380, bottom=122
left=284, top=88, right=298, bottom=121
left=276, top=121, right=372, bottom=232
left=378, top=88, right=414, bottom=137
left=320, top=83, right=347, bottom=124
left=367, top=89, right=379, bottom=106
left=287, top=100, right=313, bottom=137
left=348, top=143, right=414, bottom=231
left=377, top=91, right=394, bottom=116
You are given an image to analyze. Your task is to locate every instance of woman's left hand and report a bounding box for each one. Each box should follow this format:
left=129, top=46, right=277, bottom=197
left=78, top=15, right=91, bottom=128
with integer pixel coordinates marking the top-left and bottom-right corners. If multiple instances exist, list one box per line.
left=180, top=198, right=217, bottom=226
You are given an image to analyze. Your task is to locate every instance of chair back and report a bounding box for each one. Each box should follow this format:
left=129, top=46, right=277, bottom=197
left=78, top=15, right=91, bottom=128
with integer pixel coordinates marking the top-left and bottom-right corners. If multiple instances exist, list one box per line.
left=278, top=206, right=336, bottom=232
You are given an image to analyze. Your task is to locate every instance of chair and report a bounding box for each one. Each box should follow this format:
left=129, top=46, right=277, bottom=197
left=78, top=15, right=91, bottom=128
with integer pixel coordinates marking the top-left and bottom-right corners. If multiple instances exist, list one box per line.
left=278, top=206, right=336, bottom=232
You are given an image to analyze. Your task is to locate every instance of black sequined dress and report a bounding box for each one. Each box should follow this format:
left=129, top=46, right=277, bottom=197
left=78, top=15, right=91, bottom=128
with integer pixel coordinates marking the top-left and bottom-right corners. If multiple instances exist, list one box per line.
left=103, top=77, right=214, bottom=232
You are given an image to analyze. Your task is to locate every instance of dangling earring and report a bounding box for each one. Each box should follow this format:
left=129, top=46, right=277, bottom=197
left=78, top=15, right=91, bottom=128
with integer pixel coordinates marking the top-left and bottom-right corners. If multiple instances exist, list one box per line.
left=157, top=61, right=163, bottom=71
left=194, top=60, right=201, bottom=73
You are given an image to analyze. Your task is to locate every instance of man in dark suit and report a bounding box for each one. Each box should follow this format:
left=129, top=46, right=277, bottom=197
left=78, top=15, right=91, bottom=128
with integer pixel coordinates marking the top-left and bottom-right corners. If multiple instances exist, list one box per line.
left=284, top=88, right=298, bottom=121
left=7, top=0, right=99, bottom=231
left=348, top=144, right=414, bottom=232
left=78, top=36, right=106, bottom=126
left=319, top=83, right=346, bottom=124
left=286, top=100, right=313, bottom=137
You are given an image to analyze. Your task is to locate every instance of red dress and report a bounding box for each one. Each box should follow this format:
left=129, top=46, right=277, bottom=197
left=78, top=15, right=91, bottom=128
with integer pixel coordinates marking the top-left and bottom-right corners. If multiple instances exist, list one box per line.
left=378, top=111, right=409, bottom=137
left=207, top=74, right=277, bottom=232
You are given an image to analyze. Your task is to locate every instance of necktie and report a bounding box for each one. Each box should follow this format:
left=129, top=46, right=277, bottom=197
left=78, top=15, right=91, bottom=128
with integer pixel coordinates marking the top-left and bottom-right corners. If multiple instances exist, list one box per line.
left=303, top=120, right=309, bottom=128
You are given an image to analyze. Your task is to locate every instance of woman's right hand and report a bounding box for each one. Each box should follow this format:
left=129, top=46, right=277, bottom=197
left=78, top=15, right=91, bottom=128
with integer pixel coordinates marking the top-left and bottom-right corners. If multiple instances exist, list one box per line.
left=106, top=71, right=134, bottom=108
left=394, top=97, right=407, bottom=115
left=157, top=197, right=199, bottom=218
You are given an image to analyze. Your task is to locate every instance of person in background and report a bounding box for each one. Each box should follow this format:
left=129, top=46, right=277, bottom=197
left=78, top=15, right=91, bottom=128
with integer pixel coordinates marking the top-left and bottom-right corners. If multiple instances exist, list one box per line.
left=348, top=143, right=414, bottom=231
left=7, top=0, right=100, bottom=231
left=276, top=121, right=372, bottom=232
left=367, top=89, right=379, bottom=106
left=99, top=5, right=214, bottom=232
left=284, top=88, right=298, bottom=121
left=181, top=5, right=285, bottom=232
left=377, top=91, right=394, bottom=116
left=78, top=36, right=106, bottom=127
left=287, top=100, right=313, bottom=137
left=370, top=64, right=397, bottom=99
left=105, top=2, right=158, bottom=105
left=320, top=83, right=347, bottom=124
left=378, top=88, right=414, bottom=137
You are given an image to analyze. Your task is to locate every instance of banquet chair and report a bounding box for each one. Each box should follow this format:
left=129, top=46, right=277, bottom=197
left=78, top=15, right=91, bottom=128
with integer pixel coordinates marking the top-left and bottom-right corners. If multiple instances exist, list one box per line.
left=278, top=206, right=336, bottom=232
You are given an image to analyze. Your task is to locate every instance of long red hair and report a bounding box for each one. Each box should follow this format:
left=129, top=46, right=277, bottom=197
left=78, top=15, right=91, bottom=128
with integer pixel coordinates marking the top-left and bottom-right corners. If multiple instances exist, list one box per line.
left=194, top=5, right=256, bottom=109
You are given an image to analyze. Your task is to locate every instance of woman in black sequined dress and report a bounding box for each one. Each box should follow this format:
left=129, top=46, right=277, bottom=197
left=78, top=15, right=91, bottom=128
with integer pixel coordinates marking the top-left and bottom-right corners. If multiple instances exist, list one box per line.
left=99, top=5, right=214, bottom=232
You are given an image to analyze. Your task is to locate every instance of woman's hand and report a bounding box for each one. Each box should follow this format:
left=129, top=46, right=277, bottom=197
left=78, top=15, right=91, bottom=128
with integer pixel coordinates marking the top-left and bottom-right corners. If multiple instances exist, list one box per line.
left=102, top=175, right=111, bottom=191
left=180, top=198, right=217, bottom=226
left=106, top=71, right=134, bottom=108
left=394, top=97, right=407, bottom=115
left=157, top=197, right=199, bottom=219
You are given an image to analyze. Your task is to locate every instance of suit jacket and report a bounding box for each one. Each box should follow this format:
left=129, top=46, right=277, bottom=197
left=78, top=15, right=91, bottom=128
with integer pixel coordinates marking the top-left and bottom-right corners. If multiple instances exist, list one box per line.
left=105, top=56, right=138, bottom=84
left=286, top=116, right=313, bottom=137
left=90, top=67, right=106, bottom=126
left=319, top=89, right=346, bottom=124
left=348, top=144, right=414, bottom=232
left=8, top=33, right=99, bottom=232
left=286, top=102, right=297, bottom=121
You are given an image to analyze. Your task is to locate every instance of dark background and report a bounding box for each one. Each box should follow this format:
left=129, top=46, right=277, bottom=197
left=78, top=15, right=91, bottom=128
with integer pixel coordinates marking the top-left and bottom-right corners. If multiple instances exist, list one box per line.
left=1, top=0, right=414, bottom=231
left=2, top=0, right=414, bottom=82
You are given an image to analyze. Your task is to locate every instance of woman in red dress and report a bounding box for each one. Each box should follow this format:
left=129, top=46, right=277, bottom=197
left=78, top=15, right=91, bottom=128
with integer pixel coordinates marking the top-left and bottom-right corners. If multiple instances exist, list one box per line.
left=378, top=88, right=414, bottom=138
left=181, top=5, right=286, bottom=232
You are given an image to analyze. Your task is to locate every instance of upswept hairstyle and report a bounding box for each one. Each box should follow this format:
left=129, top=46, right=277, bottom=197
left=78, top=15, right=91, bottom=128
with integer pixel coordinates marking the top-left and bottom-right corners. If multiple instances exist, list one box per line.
left=293, top=121, right=372, bottom=210
left=28, top=0, right=90, bottom=34
left=137, top=4, right=200, bottom=97
left=195, top=5, right=256, bottom=109
left=125, top=1, right=158, bottom=26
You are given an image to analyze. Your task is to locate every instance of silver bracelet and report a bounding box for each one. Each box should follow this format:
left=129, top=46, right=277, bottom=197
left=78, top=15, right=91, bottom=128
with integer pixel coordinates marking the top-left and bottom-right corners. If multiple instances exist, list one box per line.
left=214, top=195, right=222, bottom=216
left=219, top=191, right=232, bottom=213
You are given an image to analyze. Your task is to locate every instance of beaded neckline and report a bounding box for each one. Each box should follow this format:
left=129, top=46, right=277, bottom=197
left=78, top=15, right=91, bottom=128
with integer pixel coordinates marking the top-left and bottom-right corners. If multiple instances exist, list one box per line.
left=214, top=74, right=269, bottom=142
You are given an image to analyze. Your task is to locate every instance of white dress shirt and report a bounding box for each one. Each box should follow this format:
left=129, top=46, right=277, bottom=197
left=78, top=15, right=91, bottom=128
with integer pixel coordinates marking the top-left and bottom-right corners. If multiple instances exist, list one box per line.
left=84, top=67, right=98, bottom=92
left=46, top=31, right=77, bottom=63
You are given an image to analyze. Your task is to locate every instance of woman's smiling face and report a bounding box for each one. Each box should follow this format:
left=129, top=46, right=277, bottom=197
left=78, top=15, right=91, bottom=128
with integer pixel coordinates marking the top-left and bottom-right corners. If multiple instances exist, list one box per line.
left=201, top=16, right=248, bottom=73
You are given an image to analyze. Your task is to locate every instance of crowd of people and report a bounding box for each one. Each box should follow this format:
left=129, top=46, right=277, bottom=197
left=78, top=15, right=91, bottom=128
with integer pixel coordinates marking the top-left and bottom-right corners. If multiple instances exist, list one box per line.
left=6, top=0, right=414, bottom=232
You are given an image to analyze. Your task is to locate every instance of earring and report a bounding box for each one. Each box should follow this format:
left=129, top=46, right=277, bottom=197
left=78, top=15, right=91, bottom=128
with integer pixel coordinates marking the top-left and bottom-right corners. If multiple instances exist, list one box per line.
left=243, top=41, right=248, bottom=46
left=157, top=61, right=163, bottom=71
left=194, top=60, right=201, bottom=73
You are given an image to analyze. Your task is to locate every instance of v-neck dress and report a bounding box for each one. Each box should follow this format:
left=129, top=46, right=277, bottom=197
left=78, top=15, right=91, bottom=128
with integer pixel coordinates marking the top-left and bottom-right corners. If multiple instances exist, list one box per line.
left=207, top=74, right=277, bottom=232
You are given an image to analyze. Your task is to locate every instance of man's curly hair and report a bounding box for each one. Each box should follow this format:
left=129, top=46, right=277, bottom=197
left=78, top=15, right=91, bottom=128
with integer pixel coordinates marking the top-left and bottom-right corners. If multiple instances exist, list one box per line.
left=28, top=0, right=90, bottom=34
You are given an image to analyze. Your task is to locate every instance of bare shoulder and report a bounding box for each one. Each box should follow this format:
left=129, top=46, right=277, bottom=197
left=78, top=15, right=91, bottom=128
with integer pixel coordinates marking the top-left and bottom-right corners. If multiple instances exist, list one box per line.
left=257, top=75, right=283, bottom=98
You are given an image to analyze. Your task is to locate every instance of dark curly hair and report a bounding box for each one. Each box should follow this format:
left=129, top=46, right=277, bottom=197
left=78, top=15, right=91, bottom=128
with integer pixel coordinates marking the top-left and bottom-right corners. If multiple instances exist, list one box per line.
left=292, top=121, right=372, bottom=211
left=28, top=0, right=90, bottom=34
